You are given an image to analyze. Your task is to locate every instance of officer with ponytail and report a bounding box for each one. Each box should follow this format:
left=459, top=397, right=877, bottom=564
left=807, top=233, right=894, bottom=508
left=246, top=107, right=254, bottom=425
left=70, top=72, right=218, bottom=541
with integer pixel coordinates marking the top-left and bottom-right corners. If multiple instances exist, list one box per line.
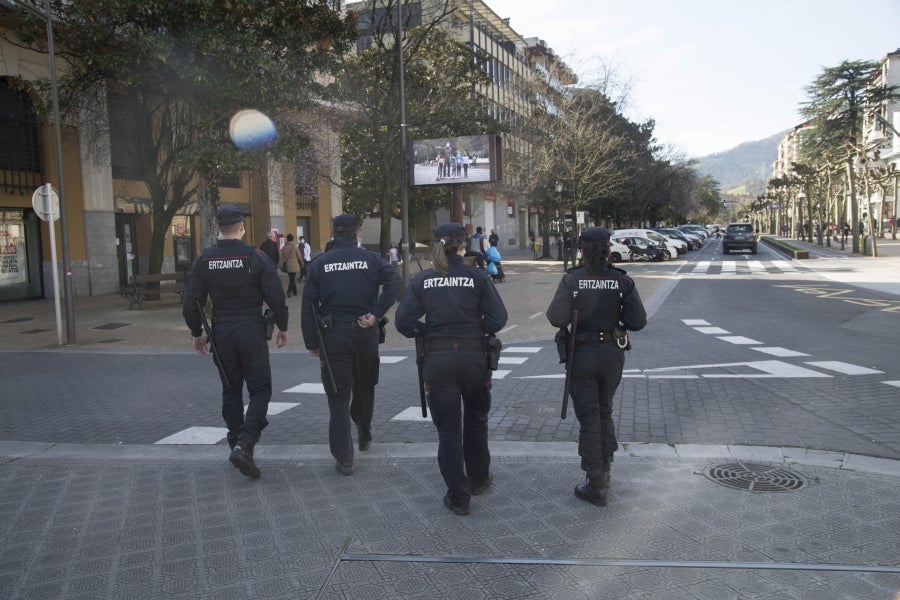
left=395, top=223, right=508, bottom=516
left=546, top=227, right=646, bottom=507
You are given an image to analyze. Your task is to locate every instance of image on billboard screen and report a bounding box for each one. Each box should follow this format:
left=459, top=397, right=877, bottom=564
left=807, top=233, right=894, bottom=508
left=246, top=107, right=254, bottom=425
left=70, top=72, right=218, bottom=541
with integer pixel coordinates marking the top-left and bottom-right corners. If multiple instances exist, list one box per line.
left=411, top=134, right=499, bottom=186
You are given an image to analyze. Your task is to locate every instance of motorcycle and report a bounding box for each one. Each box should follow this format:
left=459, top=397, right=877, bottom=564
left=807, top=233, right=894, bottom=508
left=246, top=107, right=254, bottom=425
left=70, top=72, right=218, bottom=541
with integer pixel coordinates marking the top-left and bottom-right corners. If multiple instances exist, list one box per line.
left=627, top=242, right=664, bottom=262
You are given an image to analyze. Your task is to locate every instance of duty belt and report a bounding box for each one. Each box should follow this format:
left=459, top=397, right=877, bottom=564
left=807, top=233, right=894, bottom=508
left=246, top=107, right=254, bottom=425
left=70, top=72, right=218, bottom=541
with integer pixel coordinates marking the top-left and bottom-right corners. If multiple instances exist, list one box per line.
left=424, top=337, right=484, bottom=352
left=574, top=330, right=616, bottom=344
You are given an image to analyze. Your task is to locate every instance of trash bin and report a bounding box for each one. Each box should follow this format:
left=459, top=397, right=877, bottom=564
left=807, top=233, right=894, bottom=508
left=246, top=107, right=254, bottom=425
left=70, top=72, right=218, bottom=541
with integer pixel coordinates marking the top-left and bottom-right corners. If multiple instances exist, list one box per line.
left=534, top=240, right=541, bottom=256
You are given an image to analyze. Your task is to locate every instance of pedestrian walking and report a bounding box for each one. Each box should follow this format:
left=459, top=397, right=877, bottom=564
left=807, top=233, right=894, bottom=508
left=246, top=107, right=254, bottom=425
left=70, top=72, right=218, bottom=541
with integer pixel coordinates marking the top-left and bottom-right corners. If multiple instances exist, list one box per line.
left=546, top=227, right=646, bottom=506
left=563, top=227, right=576, bottom=270
left=278, top=234, right=305, bottom=297
left=298, top=235, right=312, bottom=281
left=259, top=230, right=280, bottom=265
left=182, top=205, right=289, bottom=479
left=395, top=222, right=508, bottom=515
left=300, top=214, right=403, bottom=476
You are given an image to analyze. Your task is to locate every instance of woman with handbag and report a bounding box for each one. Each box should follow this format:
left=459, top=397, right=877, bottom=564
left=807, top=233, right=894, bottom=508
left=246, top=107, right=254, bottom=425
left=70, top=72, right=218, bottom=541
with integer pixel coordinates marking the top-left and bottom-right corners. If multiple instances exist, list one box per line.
left=278, top=233, right=305, bottom=297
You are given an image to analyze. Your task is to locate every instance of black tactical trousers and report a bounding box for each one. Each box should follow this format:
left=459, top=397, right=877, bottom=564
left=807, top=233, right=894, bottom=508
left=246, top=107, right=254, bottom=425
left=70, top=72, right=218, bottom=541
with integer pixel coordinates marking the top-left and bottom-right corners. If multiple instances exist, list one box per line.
left=424, top=347, right=492, bottom=506
left=212, top=319, right=271, bottom=446
left=321, top=322, right=380, bottom=465
left=570, top=342, right=624, bottom=482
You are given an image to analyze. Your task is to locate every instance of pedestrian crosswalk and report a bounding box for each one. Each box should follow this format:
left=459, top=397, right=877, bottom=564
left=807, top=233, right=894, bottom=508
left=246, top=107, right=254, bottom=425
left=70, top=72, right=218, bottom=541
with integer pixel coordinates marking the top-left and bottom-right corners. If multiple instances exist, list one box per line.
left=689, top=259, right=804, bottom=275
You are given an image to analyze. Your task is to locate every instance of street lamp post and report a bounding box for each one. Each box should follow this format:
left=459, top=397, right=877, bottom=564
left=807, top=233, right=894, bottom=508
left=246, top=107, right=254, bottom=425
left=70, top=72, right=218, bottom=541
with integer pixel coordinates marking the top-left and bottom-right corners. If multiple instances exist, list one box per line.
left=555, top=181, right=563, bottom=260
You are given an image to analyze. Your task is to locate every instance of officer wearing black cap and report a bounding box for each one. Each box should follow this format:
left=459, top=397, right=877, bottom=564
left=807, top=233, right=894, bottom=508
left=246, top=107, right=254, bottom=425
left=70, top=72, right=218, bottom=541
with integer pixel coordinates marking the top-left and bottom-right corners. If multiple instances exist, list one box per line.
left=395, top=222, right=508, bottom=516
left=300, top=213, right=403, bottom=476
left=546, top=226, right=646, bottom=506
left=183, top=205, right=289, bottom=478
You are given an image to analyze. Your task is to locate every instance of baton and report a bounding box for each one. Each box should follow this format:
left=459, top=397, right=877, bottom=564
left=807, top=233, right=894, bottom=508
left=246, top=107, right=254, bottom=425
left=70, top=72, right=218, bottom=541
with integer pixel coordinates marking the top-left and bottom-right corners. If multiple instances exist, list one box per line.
left=561, top=309, right=578, bottom=420
left=415, top=329, right=427, bottom=418
left=196, top=299, right=231, bottom=388
left=312, top=304, right=338, bottom=394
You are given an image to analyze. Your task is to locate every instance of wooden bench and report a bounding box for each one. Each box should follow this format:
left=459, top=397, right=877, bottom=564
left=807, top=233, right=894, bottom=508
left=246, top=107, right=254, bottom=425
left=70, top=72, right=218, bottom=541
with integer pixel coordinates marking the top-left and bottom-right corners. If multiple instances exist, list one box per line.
left=121, top=272, right=187, bottom=310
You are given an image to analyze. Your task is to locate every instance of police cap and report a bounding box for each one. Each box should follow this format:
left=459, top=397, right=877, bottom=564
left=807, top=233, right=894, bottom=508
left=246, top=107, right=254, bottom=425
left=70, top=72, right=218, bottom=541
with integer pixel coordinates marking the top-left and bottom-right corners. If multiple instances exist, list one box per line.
left=332, top=213, right=361, bottom=236
left=578, top=227, right=612, bottom=248
left=216, top=205, right=245, bottom=226
left=433, top=222, right=467, bottom=242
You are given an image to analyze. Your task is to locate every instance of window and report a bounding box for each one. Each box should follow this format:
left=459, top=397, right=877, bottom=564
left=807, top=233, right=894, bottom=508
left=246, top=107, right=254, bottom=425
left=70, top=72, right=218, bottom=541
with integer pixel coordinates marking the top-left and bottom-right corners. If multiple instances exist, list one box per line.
left=0, top=79, right=42, bottom=194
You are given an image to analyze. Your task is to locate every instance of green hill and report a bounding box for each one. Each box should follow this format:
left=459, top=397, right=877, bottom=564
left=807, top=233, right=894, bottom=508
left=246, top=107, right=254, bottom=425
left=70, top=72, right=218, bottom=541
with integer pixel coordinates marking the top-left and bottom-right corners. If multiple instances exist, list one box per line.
left=696, top=131, right=786, bottom=196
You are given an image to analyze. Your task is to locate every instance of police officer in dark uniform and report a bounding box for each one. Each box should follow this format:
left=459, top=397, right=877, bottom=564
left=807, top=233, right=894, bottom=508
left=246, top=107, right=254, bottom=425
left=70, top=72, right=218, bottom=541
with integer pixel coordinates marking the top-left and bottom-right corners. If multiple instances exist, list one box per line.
left=546, top=227, right=646, bottom=506
left=183, top=205, right=289, bottom=478
left=395, top=223, right=508, bottom=516
left=562, top=227, right=576, bottom=271
left=300, top=214, right=403, bottom=476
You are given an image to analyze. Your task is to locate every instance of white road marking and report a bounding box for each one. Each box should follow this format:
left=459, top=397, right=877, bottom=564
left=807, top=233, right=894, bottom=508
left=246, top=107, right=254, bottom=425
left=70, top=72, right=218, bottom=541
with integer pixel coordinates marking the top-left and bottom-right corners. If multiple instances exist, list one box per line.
left=718, top=336, right=762, bottom=345
left=522, top=360, right=831, bottom=380
left=503, top=346, right=542, bottom=353
left=751, top=347, right=810, bottom=357
left=748, top=261, right=766, bottom=272
left=694, top=327, right=731, bottom=335
left=155, top=426, right=225, bottom=445
left=528, top=312, right=544, bottom=319
left=492, top=370, right=511, bottom=379
left=499, top=356, right=528, bottom=365
left=693, top=261, right=711, bottom=273
left=283, top=382, right=326, bottom=394
left=499, top=324, right=519, bottom=334
left=721, top=261, right=737, bottom=272
left=884, top=381, right=900, bottom=388
left=682, top=319, right=710, bottom=326
left=804, top=361, right=884, bottom=375
left=391, top=407, right=431, bottom=422
left=380, top=356, right=406, bottom=364
left=267, top=402, right=300, bottom=415
left=771, top=260, right=796, bottom=271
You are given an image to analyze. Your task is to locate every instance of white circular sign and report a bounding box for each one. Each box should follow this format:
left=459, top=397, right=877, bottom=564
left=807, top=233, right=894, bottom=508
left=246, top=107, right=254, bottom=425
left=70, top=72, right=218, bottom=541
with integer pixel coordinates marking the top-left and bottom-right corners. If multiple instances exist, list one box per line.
left=32, top=186, right=60, bottom=222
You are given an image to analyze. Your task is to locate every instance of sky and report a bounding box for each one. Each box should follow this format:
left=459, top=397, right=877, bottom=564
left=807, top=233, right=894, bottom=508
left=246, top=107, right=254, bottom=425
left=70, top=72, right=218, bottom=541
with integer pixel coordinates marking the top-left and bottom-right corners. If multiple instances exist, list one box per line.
left=483, top=0, right=900, bottom=158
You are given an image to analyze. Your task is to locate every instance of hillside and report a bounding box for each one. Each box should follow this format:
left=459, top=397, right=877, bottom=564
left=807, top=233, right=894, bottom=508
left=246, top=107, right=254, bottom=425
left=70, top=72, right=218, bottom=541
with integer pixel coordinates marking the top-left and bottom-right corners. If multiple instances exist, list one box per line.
left=696, top=131, right=785, bottom=196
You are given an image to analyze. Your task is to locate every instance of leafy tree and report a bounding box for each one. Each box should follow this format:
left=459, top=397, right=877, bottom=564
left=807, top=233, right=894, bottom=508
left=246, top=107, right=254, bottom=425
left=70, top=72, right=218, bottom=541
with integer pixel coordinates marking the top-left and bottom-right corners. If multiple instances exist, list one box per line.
left=7, top=0, right=355, bottom=273
left=800, top=59, right=900, bottom=253
left=335, top=0, right=499, bottom=252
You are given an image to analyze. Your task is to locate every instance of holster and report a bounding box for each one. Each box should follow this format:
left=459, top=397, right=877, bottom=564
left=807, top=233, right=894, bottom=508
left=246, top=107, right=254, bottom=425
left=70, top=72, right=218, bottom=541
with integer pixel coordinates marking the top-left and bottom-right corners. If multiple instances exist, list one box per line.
left=554, top=328, right=569, bottom=364
left=263, top=309, right=275, bottom=341
left=485, top=334, right=503, bottom=371
left=378, top=316, right=388, bottom=344
left=318, top=314, right=333, bottom=332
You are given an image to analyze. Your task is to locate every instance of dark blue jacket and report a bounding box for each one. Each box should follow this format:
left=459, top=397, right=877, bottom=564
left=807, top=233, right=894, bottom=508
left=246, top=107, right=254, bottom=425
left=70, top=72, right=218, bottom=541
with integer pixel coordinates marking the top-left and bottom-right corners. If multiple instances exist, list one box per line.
left=546, top=264, right=646, bottom=333
left=395, top=254, right=508, bottom=339
left=183, top=238, right=288, bottom=336
left=300, top=237, right=403, bottom=350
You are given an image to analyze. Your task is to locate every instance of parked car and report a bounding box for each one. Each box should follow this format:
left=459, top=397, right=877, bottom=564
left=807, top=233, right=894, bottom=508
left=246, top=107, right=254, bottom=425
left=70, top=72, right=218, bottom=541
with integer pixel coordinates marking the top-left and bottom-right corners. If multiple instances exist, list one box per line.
left=655, top=228, right=700, bottom=250
left=678, top=224, right=709, bottom=240
left=608, top=238, right=632, bottom=263
left=614, top=229, right=681, bottom=259
left=722, top=222, right=758, bottom=254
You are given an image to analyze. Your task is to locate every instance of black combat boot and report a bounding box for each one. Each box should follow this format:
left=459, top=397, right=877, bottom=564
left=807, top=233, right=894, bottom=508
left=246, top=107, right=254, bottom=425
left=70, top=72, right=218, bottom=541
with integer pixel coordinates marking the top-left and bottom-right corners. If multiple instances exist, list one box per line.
left=574, top=475, right=606, bottom=507
left=601, top=458, right=613, bottom=493
left=229, top=442, right=261, bottom=478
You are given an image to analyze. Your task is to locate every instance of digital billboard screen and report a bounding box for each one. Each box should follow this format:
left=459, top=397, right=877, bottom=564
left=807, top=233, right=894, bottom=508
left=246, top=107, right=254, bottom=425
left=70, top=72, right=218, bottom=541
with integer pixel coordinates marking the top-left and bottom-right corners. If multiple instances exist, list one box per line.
left=410, top=134, right=502, bottom=186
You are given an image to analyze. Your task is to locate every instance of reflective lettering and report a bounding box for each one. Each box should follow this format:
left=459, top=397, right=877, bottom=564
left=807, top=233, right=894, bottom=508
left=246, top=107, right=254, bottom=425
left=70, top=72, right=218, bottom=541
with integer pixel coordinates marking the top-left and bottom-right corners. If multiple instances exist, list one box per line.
left=423, top=276, right=476, bottom=289
left=208, top=259, right=245, bottom=269
left=324, top=261, right=369, bottom=272
left=579, top=279, right=620, bottom=290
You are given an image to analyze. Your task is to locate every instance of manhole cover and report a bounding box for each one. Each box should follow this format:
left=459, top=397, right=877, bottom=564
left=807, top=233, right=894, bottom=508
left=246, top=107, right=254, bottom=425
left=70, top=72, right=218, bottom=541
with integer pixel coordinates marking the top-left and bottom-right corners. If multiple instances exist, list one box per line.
left=704, top=462, right=806, bottom=493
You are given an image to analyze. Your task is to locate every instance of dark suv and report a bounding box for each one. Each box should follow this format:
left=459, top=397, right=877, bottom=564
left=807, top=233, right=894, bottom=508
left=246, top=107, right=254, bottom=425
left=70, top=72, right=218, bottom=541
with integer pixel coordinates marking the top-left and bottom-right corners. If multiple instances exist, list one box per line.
left=722, top=222, right=757, bottom=254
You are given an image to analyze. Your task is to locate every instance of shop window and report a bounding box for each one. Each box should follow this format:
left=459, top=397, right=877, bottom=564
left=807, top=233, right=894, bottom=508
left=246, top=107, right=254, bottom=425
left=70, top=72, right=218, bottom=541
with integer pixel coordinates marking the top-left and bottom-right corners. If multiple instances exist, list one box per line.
left=0, top=79, right=42, bottom=194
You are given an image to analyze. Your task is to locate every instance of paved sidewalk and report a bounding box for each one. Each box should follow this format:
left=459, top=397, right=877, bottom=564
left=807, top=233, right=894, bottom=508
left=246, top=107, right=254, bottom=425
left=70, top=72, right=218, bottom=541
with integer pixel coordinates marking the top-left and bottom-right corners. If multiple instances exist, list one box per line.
left=0, top=240, right=898, bottom=598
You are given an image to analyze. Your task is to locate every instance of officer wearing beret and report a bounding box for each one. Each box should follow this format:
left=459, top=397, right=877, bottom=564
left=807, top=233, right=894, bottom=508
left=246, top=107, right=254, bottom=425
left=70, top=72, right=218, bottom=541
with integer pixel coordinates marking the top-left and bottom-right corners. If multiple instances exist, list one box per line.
left=546, top=227, right=646, bottom=506
left=183, top=205, right=289, bottom=478
left=301, top=213, right=403, bottom=476
left=395, top=223, right=508, bottom=515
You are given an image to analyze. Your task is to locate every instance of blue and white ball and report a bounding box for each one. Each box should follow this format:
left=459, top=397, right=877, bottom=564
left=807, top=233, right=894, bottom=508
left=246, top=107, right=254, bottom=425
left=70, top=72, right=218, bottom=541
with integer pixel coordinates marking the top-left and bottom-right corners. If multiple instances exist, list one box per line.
left=229, top=109, right=277, bottom=150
